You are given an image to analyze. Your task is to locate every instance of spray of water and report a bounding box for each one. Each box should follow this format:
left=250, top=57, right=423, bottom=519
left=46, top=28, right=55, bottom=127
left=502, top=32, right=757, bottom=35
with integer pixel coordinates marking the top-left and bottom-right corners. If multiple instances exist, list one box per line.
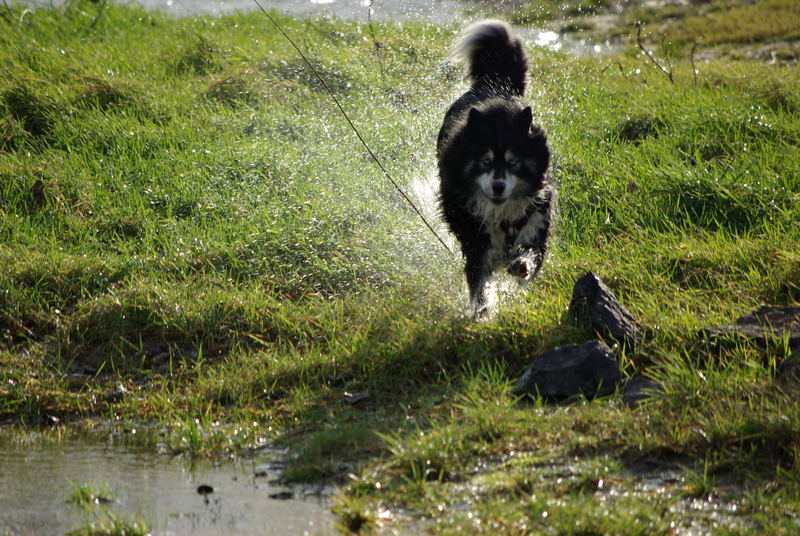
left=405, top=166, right=531, bottom=318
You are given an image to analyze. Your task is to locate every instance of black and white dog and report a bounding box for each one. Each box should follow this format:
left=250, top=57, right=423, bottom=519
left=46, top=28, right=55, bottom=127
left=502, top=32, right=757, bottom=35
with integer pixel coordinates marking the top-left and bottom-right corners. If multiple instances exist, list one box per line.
left=437, top=20, right=556, bottom=316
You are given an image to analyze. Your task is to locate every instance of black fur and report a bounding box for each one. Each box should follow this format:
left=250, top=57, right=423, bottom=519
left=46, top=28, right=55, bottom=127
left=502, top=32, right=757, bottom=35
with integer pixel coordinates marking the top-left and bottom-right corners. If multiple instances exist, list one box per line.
left=437, top=20, right=557, bottom=315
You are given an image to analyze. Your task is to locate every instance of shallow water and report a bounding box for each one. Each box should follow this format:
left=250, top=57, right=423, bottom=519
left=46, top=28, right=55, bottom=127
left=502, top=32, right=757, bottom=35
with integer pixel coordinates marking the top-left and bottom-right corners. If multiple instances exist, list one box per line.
left=26, top=0, right=617, bottom=55
left=0, top=432, right=334, bottom=536
left=29, top=0, right=477, bottom=22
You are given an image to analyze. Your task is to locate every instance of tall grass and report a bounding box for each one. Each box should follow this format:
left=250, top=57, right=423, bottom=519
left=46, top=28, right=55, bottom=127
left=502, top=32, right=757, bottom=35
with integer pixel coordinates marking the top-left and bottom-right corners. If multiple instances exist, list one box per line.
left=1, top=2, right=799, bottom=533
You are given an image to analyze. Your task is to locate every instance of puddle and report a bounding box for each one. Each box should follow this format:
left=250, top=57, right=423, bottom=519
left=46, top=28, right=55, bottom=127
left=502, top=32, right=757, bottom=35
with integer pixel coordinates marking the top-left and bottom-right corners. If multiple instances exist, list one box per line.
left=26, top=0, right=616, bottom=56
left=596, top=462, right=753, bottom=535
left=28, top=0, right=480, bottom=22
left=0, top=431, right=335, bottom=536
left=515, top=26, right=620, bottom=56
left=447, top=456, right=756, bottom=535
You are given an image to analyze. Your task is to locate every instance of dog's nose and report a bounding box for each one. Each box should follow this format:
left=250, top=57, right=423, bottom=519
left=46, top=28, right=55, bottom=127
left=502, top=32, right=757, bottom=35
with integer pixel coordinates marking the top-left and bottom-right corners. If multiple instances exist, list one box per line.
left=491, top=181, right=505, bottom=196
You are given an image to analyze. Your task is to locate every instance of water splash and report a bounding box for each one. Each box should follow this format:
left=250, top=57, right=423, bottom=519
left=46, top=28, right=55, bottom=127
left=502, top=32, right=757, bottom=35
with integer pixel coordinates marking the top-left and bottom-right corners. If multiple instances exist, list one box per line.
left=405, top=167, right=533, bottom=317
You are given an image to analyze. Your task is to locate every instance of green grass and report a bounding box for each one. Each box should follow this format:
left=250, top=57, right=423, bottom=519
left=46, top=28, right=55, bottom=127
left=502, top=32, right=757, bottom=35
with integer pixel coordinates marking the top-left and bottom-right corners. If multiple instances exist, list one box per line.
left=2, top=1, right=800, bottom=534
left=631, top=0, right=800, bottom=47
left=66, top=513, right=150, bottom=536
left=66, top=480, right=148, bottom=536
left=504, top=0, right=800, bottom=62
left=66, top=481, right=114, bottom=510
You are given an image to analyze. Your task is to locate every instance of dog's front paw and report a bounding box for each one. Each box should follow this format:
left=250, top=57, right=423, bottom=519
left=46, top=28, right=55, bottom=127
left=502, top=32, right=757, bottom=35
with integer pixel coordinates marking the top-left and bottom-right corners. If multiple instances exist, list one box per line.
left=507, top=256, right=534, bottom=279
left=472, top=303, right=489, bottom=320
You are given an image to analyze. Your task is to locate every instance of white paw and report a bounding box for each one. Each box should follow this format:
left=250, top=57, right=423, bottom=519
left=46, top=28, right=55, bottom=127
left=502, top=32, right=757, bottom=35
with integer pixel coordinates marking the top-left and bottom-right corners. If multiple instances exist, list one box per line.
left=507, top=256, right=534, bottom=279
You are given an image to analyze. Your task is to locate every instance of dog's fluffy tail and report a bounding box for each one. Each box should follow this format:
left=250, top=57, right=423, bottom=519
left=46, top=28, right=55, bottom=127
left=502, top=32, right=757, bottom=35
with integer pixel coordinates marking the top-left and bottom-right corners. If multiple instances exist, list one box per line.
left=450, top=20, right=529, bottom=96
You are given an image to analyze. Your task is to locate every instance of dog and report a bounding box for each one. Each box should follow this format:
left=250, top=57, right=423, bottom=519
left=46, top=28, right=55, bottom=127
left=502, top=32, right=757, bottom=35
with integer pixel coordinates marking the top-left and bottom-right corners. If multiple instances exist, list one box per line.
left=437, top=20, right=557, bottom=316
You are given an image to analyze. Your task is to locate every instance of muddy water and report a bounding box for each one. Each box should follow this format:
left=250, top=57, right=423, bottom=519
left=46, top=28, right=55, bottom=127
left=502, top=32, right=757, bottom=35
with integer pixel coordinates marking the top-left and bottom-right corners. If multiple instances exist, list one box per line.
left=0, top=432, right=334, bottom=536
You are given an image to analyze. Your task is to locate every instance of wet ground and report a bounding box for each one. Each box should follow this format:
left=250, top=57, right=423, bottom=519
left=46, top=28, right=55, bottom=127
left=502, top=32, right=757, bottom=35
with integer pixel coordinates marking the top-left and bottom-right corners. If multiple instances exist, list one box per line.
left=26, top=0, right=482, bottom=22
left=0, top=431, right=334, bottom=536
left=25, top=0, right=618, bottom=55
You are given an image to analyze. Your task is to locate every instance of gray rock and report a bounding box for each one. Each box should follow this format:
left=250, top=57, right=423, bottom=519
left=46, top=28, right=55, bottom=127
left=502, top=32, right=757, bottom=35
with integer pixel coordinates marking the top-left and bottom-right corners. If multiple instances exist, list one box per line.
left=622, top=376, right=664, bottom=408
left=343, top=390, right=371, bottom=407
left=514, top=340, right=621, bottom=401
left=569, top=272, right=643, bottom=346
left=702, top=305, right=800, bottom=349
left=776, top=347, right=800, bottom=387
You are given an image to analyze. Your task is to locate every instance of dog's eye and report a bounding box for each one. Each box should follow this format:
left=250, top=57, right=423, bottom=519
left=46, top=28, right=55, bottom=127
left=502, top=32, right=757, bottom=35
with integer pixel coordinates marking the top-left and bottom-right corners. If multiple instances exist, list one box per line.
left=508, top=158, right=520, bottom=167
left=480, top=157, right=493, bottom=167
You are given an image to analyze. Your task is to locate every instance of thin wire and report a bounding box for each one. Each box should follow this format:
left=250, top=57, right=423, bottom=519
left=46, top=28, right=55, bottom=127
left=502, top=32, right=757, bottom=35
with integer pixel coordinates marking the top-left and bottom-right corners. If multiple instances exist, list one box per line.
left=254, top=0, right=453, bottom=255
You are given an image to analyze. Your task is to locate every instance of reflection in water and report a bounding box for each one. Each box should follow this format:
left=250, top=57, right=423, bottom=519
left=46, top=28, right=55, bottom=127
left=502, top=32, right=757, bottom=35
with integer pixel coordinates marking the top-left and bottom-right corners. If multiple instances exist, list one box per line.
left=0, top=432, right=333, bottom=536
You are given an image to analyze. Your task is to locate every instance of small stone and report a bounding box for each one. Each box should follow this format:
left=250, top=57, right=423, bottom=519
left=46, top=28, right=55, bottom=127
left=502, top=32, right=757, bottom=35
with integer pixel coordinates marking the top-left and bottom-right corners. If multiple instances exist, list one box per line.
left=102, top=383, right=128, bottom=403
left=30, top=179, right=46, bottom=206
left=622, top=376, right=664, bottom=408
left=514, top=340, right=621, bottom=401
left=569, top=272, right=643, bottom=346
left=44, top=414, right=61, bottom=425
left=253, top=464, right=271, bottom=478
left=776, top=348, right=800, bottom=388
left=65, top=373, right=88, bottom=390
left=343, top=390, right=370, bottom=406
left=196, top=484, right=214, bottom=495
left=325, top=373, right=354, bottom=387
left=702, top=305, right=800, bottom=349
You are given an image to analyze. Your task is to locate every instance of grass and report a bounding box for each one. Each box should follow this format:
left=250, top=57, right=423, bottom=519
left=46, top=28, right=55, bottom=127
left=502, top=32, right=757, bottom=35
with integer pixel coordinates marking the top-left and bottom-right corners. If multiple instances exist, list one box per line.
left=66, top=514, right=150, bottom=536
left=628, top=0, right=800, bottom=47
left=66, top=481, right=114, bottom=511
left=503, top=0, right=800, bottom=62
left=66, top=480, right=149, bottom=536
left=1, top=0, right=800, bottom=534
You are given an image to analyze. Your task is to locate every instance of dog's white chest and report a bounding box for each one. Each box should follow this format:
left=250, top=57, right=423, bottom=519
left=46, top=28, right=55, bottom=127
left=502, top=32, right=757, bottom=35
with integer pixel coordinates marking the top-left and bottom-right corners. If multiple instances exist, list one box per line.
left=485, top=209, right=547, bottom=268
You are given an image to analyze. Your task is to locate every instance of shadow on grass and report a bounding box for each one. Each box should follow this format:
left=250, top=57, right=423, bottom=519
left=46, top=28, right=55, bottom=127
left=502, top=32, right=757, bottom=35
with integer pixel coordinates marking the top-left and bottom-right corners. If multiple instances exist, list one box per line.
left=268, top=313, right=587, bottom=483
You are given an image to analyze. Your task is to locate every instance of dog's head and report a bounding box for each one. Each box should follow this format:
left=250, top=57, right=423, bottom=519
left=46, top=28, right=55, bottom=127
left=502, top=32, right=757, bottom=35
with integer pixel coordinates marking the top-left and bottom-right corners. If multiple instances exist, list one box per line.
left=458, top=102, right=550, bottom=205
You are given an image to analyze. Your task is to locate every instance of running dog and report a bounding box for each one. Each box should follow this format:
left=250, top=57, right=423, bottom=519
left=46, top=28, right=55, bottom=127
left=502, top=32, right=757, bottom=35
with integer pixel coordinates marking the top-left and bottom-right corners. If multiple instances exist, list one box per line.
left=437, top=20, right=557, bottom=316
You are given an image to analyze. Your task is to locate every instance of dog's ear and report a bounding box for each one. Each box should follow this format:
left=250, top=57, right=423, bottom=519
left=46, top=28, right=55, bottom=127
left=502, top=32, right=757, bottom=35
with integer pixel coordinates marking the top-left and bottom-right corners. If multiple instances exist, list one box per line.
left=467, top=107, right=484, bottom=125
left=516, top=106, right=533, bottom=131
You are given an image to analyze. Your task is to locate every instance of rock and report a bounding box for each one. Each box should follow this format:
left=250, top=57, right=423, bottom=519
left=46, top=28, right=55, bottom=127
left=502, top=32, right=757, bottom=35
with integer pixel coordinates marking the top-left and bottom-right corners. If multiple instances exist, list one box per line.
left=514, top=340, right=621, bottom=401
left=102, top=383, right=128, bottom=403
left=197, top=484, right=214, bottom=505
left=702, top=305, right=800, bottom=349
left=325, top=372, right=354, bottom=387
left=776, top=348, right=800, bottom=388
left=65, top=372, right=89, bottom=390
left=343, top=390, right=370, bottom=407
left=569, top=272, right=643, bottom=346
left=44, top=414, right=61, bottom=425
left=253, top=464, right=271, bottom=478
left=622, top=376, right=664, bottom=408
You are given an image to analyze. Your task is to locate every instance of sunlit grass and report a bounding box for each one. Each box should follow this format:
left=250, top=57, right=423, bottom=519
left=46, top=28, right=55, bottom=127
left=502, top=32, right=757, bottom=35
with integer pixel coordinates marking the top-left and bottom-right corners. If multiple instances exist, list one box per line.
left=1, top=1, right=800, bottom=534
left=66, top=481, right=114, bottom=512
left=638, top=0, right=800, bottom=47
left=65, top=479, right=149, bottom=536
left=66, top=514, right=150, bottom=536
left=505, top=0, right=800, bottom=63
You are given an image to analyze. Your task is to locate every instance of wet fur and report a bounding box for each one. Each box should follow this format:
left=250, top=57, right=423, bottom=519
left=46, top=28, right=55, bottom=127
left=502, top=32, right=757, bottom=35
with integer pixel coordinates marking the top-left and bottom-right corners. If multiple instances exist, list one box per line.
left=437, top=20, right=557, bottom=316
